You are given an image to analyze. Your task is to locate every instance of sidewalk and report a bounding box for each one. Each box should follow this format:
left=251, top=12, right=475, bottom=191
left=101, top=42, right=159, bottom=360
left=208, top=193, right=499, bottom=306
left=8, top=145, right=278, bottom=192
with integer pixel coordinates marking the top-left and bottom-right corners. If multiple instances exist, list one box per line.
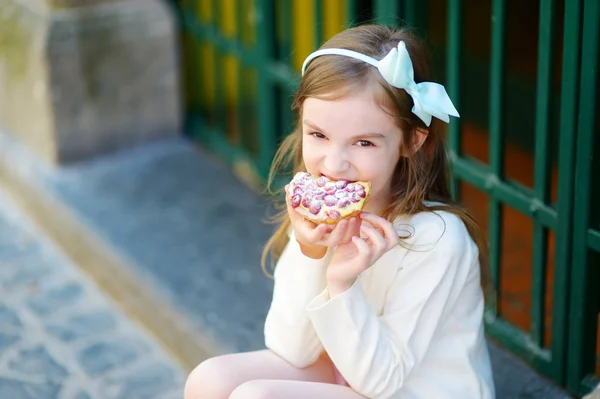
left=0, top=188, right=185, bottom=399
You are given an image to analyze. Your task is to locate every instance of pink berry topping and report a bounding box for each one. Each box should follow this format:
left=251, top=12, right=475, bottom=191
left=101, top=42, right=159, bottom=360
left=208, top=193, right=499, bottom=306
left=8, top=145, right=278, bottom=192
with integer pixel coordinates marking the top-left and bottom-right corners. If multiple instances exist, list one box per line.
left=324, top=195, right=338, bottom=206
left=324, top=182, right=336, bottom=192
left=327, top=209, right=341, bottom=220
left=335, top=180, right=348, bottom=189
left=290, top=194, right=301, bottom=208
left=301, top=196, right=312, bottom=208
left=338, top=198, right=351, bottom=208
left=309, top=200, right=322, bottom=215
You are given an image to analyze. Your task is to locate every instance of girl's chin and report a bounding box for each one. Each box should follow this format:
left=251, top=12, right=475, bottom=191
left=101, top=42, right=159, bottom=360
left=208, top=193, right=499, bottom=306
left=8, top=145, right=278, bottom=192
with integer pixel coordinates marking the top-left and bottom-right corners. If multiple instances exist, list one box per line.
left=361, top=195, right=382, bottom=215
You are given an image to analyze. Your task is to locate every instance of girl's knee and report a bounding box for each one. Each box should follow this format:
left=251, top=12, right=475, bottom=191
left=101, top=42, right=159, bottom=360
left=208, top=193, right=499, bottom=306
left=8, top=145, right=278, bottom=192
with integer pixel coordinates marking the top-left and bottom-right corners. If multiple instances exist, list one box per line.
left=184, top=355, right=234, bottom=399
left=228, top=380, right=272, bottom=399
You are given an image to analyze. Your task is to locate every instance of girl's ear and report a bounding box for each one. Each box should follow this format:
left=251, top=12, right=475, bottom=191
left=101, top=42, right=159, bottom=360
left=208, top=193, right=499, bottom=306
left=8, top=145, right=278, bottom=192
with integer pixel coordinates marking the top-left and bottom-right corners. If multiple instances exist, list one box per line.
left=401, top=128, right=429, bottom=157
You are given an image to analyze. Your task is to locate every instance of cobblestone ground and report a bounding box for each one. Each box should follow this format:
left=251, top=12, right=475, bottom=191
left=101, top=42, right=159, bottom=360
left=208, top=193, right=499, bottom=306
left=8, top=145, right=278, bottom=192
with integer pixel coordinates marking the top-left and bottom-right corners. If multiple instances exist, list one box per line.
left=0, top=188, right=186, bottom=399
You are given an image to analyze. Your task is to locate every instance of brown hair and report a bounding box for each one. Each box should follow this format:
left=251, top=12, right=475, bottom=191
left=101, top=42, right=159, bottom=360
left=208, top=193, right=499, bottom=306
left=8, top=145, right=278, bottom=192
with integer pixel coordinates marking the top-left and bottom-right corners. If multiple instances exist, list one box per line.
left=261, top=24, right=493, bottom=299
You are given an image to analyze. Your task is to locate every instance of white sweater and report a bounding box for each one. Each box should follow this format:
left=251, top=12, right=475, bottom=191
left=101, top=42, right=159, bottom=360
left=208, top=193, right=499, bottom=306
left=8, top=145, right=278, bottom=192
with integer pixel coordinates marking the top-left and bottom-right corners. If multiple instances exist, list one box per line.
left=264, top=209, right=496, bottom=399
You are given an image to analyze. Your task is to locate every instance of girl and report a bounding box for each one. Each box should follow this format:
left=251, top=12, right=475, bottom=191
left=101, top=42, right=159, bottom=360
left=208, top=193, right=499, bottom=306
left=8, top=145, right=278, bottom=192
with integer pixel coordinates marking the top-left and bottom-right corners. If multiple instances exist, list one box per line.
left=185, top=24, right=496, bottom=399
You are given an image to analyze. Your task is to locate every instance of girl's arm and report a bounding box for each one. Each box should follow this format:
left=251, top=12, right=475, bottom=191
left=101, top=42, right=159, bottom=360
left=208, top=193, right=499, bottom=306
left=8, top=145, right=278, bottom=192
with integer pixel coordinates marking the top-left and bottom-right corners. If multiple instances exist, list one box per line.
left=263, top=230, right=331, bottom=368
left=307, top=217, right=480, bottom=398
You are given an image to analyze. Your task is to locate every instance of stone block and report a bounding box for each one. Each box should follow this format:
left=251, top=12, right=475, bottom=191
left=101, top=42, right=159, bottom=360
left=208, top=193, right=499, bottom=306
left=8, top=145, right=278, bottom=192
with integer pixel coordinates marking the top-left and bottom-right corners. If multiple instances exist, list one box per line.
left=0, top=331, right=19, bottom=356
left=45, top=310, right=118, bottom=342
left=101, top=363, right=180, bottom=399
left=0, top=0, right=181, bottom=165
left=77, top=339, right=146, bottom=376
left=27, top=282, right=84, bottom=315
left=8, top=346, right=68, bottom=382
left=0, top=377, right=61, bottom=399
left=0, top=306, right=23, bottom=331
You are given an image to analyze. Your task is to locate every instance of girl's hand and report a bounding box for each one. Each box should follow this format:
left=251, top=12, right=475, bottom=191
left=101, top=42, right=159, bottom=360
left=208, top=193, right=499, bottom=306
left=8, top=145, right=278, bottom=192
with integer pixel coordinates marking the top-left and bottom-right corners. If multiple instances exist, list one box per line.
left=326, top=212, right=400, bottom=297
left=285, top=184, right=360, bottom=259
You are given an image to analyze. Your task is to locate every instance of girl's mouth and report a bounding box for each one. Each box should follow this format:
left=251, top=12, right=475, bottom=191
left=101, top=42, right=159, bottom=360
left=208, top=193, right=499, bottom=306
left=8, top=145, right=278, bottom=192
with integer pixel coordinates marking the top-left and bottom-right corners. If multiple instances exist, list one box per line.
left=320, top=173, right=357, bottom=183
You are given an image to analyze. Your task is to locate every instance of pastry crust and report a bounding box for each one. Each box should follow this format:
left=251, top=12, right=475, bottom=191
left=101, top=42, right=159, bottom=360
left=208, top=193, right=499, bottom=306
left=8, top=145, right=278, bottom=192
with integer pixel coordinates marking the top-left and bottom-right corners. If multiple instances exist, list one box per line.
left=288, top=172, right=371, bottom=224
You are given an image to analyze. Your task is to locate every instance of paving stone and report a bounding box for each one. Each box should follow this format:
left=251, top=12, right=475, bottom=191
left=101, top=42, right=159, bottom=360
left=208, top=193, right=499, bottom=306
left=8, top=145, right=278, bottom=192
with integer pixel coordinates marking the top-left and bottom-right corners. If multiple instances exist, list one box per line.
left=78, top=339, right=146, bottom=377
left=0, top=331, right=19, bottom=357
left=101, top=362, right=181, bottom=399
left=0, top=377, right=61, bottom=399
left=8, top=346, right=69, bottom=383
left=0, top=256, right=56, bottom=293
left=162, top=390, right=186, bottom=399
left=46, top=310, right=118, bottom=342
left=0, top=305, right=23, bottom=331
left=27, top=282, right=85, bottom=316
left=73, top=391, right=92, bottom=399
left=0, top=240, right=40, bottom=261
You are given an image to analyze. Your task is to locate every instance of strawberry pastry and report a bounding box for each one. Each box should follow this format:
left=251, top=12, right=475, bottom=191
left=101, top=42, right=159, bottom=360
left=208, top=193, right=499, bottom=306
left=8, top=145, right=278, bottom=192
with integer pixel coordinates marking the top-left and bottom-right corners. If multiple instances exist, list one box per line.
left=287, top=172, right=371, bottom=224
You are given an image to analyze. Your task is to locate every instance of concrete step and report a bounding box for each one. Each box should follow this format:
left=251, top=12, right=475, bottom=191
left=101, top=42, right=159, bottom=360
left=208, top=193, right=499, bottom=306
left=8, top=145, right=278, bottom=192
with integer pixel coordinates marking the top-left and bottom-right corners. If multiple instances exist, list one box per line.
left=0, top=131, right=576, bottom=398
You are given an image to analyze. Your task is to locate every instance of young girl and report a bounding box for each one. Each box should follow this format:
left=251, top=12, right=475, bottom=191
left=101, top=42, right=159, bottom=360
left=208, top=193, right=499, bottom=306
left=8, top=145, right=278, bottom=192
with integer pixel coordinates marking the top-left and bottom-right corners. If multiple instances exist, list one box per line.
left=185, top=24, right=496, bottom=399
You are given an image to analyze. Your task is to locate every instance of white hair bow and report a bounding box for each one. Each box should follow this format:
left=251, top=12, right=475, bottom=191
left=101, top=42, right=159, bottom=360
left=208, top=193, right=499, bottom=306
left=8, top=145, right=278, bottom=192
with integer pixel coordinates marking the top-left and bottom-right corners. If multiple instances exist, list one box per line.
left=301, top=41, right=459, bottom=126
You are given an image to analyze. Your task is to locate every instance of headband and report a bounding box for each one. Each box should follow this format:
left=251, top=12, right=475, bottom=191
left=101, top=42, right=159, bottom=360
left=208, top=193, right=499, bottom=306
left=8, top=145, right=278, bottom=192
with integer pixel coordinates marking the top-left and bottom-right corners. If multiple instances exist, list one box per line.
left=301, top=41, right=459, bottom=126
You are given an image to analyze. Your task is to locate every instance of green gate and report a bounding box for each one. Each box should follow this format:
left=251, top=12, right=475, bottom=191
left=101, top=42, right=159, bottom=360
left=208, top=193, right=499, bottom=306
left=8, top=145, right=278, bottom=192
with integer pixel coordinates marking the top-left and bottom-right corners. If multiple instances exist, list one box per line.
left=173, top=0, right=599, bottom=396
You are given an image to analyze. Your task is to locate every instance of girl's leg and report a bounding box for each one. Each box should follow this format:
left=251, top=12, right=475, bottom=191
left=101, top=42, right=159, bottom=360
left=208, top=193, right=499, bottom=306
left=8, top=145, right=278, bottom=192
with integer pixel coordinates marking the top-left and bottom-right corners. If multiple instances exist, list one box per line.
left=184, top=349, right=337, bottom=399
left=229, top=379, right=367, bottom=399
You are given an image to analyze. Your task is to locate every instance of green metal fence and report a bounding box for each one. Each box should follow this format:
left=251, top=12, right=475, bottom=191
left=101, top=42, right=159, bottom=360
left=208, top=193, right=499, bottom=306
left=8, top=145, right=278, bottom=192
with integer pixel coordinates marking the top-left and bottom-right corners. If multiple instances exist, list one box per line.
left=173, top=0, right=599, bottom=396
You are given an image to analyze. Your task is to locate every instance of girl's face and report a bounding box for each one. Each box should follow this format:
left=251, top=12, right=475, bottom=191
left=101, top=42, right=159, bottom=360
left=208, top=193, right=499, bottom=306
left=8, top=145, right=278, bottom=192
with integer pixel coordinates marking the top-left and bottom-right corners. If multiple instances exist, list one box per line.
left=301, top=89, right=403, bottom=215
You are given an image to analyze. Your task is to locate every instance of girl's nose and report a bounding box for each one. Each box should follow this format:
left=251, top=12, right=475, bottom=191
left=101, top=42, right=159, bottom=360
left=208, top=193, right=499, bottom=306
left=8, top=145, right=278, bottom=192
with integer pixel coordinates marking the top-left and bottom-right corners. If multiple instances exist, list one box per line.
left=323, top=150, right=350, bottom=175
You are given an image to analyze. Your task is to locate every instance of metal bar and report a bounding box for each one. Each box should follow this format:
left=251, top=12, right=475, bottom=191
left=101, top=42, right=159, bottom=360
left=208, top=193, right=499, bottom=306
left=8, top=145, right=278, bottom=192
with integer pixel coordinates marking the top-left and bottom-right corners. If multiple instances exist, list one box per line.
left=277, top=0, right=293, bottom=144
left=255, top=0, right=278, bottom=177
left=486, top=317, right=553, bottom=372
left=567, top=0, right=599, bottom=393
left=589, top=230, right=600, bottom=252
left=552, top=0, right=583, bottom=384
left=403, top=0, right=414, bottom=26
left=315, top=0, right=323, bottom=47
left=488, top=0, right=507, bottom=294
left=188, top=114, right=264, bottom=187
left=181, top=14, right=299, bottom=86
left=446, top=0, right=462, bottom=202
left=211, top=0, right=226, bottom=131
left=345, top=0, right=357, bottom=27
left=237, top=0, right=250, bottom=152
left=452, top=158, right=558, bottom=229
left=531, top=0, right=557, bottom=347
left=276, top=0, right=292, bottom=61
left=374, top=0, right=399, bottom=26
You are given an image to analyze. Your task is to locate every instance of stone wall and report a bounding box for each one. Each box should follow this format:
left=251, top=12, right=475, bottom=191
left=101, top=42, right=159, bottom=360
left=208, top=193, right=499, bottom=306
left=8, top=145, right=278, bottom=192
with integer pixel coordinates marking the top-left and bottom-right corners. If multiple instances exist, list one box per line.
left=0, top=0, right=181, bottom=165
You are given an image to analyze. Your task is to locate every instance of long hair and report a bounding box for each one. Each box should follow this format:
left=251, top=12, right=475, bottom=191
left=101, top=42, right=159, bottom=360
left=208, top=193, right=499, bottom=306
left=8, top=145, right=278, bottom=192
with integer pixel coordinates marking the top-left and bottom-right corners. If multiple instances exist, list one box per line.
left=261, top=24, right=493, bottom=299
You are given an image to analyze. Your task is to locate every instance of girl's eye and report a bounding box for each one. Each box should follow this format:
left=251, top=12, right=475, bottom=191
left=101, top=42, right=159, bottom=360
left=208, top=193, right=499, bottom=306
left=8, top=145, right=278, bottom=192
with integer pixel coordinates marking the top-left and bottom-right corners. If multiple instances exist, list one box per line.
left=357, top=140, right=374, bottom=147
left=310, top=132, right=326, bottom=139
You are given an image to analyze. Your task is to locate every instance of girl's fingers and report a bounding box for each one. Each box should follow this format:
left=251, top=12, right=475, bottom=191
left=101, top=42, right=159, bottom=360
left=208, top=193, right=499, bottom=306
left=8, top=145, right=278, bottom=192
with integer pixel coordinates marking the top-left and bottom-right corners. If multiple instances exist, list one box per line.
left=326, top=219, right=348, bottom=245
left=380, top=219, right=401, bottom=249
left=360, top=224, right=387, bottom=253
left=309, top=223, right=331, bottom=241
left=360, top=212, right=399, bottom=248
left=351, top=236, right=372, bottom=262
left=340, top=217, right=359, bottom=244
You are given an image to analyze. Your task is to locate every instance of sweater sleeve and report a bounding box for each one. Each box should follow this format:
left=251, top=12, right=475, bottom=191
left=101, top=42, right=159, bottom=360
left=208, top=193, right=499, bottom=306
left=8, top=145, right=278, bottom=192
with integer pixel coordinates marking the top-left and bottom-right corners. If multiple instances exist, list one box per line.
left=307, top=218, right=479, bottom=398
left=263, top=231, right=331, bottom=368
